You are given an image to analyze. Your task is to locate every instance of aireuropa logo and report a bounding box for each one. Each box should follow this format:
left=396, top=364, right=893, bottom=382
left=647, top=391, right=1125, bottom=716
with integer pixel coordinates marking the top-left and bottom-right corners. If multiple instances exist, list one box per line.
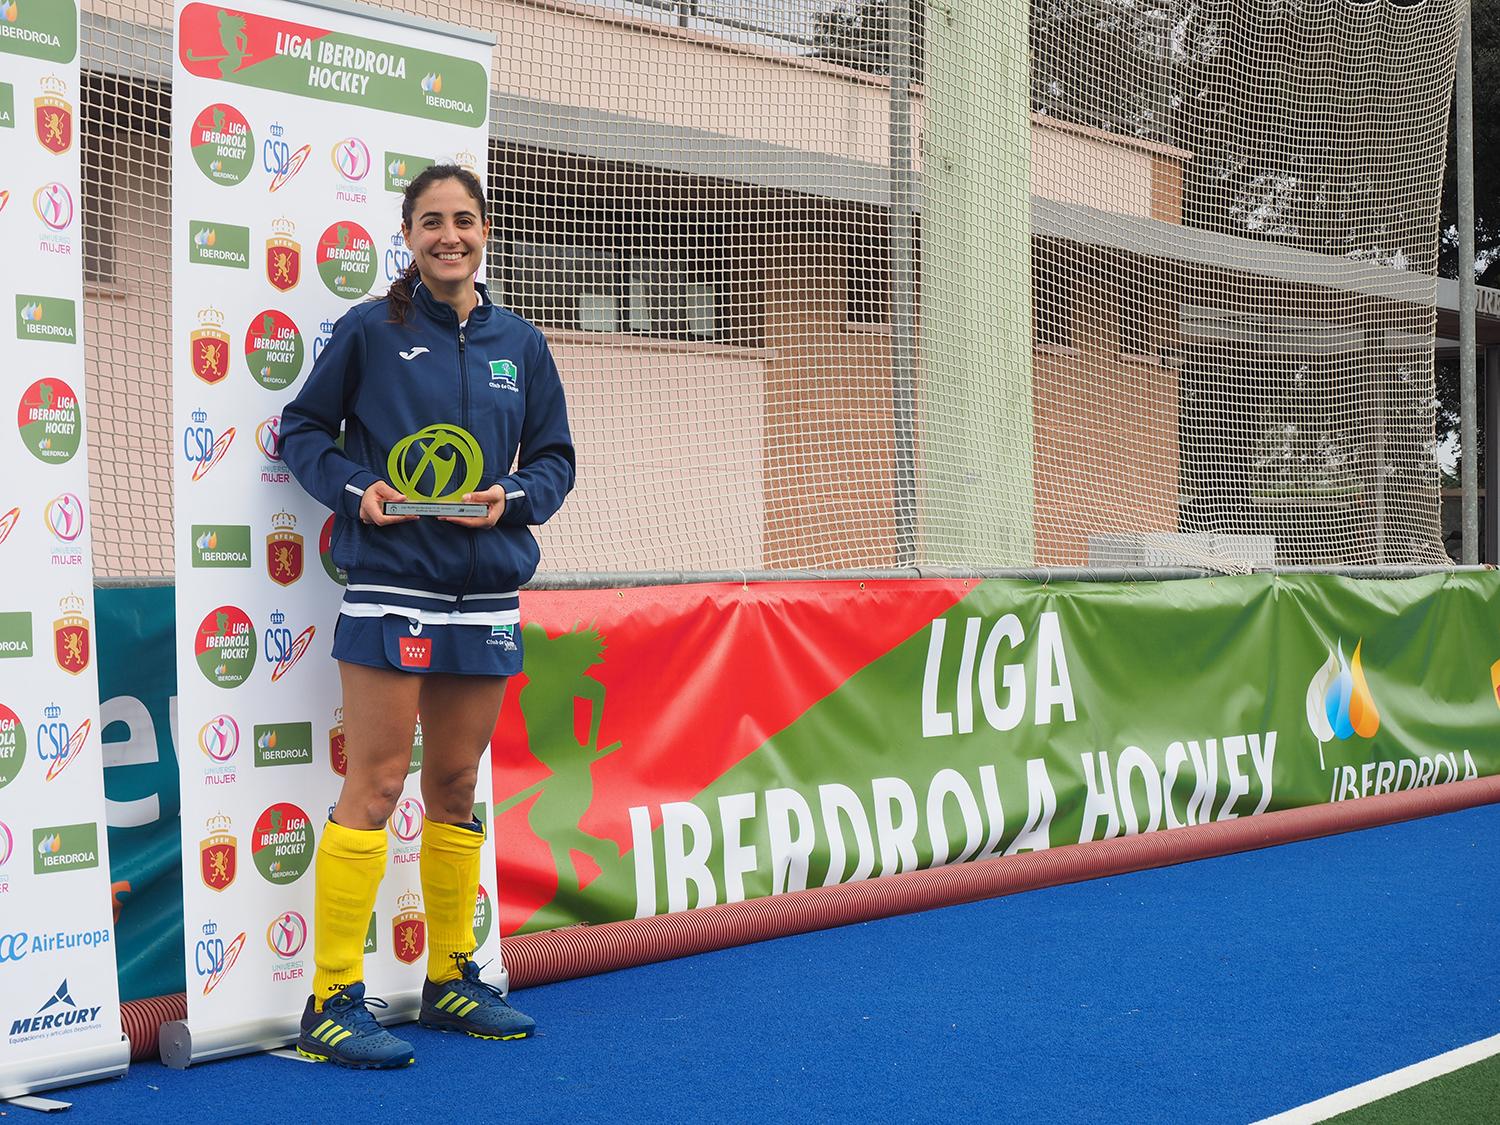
left=32, top=822, right=98, bottom=875
left=1307, top=638, right=1381, bottom=757
left=8, top=980, right=104, bottom=1044
left=31, top=181, right=72, bottom=230
left=0, top=925, right=111, bottom=965
left=253, top=722, right=312, bottom=768
left=331, top=136, right=371, bottom=182
left=36, top=702, right=90, bottom=781
left=198, top=714, right=240, bottom=762
left=15, top=294, right=76, bottom=343
left=388, top=796, right=424, bottom=843
left=182, top=408, right=235, bottom=481
left=189, top=220, right=250, bottom=269
left=44, top=492, right=83, bottom=542
left=192, top=524, right=251, bottom=568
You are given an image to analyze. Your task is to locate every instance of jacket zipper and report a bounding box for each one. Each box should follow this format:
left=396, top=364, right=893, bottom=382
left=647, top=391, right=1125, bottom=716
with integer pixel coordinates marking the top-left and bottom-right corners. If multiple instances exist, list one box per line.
left=457, top=322, right=476, bottom=607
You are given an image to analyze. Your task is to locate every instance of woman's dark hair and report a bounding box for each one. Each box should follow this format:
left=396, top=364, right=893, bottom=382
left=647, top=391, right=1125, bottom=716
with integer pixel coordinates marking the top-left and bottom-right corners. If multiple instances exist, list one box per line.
left=385, top=163, right=489, bottom=325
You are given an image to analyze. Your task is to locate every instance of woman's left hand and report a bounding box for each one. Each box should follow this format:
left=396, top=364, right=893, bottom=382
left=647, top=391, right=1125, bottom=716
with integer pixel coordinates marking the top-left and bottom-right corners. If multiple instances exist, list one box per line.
left=437, top=484, right=507, bottom=528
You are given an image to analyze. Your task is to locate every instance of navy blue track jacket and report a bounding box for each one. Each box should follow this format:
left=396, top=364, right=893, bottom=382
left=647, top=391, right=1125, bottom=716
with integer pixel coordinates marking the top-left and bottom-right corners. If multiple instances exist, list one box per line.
left=279, top=281, right=575, bottom=625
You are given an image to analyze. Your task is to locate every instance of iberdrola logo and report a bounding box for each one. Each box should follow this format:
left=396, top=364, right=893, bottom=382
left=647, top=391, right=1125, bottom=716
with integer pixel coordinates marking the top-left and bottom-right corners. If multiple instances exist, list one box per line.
left=1306, top=638, right=1380, bottom=766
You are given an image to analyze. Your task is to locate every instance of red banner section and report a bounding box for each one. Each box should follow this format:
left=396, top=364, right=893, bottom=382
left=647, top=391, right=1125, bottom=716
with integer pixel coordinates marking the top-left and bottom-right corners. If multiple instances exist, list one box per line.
left=491, top=581, right=971, bottom=934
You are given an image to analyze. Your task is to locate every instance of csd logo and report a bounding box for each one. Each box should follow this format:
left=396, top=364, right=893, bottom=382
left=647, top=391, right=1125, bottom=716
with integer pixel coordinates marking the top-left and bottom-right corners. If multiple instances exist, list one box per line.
left=182, top=412, right=235, bottom=481
left=383, top=240, right=412, bottom=282
left=195, top=936, right=226, bottom=977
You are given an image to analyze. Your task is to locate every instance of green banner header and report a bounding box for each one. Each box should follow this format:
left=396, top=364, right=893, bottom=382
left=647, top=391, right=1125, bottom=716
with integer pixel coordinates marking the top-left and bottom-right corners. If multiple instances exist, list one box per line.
left=179, top=4, right=488, bottom=127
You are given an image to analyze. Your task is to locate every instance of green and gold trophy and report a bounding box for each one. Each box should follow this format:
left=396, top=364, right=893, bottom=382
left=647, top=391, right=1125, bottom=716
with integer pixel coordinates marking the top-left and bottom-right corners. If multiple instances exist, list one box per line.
left=383, top=423, right=489, bottom=517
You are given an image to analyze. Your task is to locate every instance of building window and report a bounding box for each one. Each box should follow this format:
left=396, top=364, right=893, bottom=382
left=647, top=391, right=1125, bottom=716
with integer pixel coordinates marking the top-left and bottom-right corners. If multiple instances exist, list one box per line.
left=1119, top=273, right=1150, bottom=356
left=847, top=228, right=891, bottom=326
left=501, top=240, right=721, bottom=343
left=1033, top=246, right=1073, bottom=347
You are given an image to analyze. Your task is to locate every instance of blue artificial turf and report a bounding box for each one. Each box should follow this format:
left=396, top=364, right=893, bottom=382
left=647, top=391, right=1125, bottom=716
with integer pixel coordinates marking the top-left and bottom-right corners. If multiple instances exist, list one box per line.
left=53, top=802, right=1500, bottom=1124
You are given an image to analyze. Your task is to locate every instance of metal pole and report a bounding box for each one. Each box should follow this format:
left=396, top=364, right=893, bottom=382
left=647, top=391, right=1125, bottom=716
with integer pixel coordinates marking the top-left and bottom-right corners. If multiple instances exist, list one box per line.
left=890, top=0, right=918, bottom=566
left=1458, top=3, right=1479, bottom=564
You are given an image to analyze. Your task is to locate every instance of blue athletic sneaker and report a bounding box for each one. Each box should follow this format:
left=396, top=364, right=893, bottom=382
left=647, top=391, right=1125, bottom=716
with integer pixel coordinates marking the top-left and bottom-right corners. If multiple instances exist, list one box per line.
left=419, top=955, right=535, bottom=1041
left=296, top=982, right=415, bottom=1068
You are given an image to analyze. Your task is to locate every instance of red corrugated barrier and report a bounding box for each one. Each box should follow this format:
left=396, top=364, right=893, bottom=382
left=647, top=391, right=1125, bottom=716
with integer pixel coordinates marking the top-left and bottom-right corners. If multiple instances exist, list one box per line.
left=120, top=776, right=1500, bottom=1059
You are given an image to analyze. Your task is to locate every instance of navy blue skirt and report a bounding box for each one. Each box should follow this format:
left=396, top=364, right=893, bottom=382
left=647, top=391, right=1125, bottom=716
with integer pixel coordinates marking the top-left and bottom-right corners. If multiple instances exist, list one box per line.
left=332, top=613, right=523, bottom=677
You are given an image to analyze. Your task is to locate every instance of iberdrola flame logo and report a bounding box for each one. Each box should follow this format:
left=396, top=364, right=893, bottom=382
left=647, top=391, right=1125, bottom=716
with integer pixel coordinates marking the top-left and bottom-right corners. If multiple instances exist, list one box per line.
left=1306, top=639, right=1380, bottom=767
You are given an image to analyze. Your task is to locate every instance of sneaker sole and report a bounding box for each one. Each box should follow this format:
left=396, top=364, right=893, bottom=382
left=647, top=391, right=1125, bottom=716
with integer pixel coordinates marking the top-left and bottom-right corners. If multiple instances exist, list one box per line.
left=418, top=1013, right=532, bottom=1041
left=295, top=1039, right=415, bottom=1069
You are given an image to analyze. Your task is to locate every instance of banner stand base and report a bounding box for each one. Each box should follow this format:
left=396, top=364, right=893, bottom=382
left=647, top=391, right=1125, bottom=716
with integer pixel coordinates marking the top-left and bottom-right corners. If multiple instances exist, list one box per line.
left=0, top=1038, right=130, bottom=1102
left=160, top=965, right=507, bottom=1069
left=3, top=1095, right=72, bottom=1113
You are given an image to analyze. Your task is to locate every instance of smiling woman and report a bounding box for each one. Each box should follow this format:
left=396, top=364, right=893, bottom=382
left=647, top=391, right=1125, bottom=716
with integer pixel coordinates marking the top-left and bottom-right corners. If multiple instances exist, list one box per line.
left=276, top=162, right=576, bottom=1068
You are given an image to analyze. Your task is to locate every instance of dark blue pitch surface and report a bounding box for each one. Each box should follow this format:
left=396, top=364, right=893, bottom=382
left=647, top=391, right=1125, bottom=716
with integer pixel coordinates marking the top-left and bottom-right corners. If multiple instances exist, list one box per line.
left=60, top=803, right=1500, bottom=1124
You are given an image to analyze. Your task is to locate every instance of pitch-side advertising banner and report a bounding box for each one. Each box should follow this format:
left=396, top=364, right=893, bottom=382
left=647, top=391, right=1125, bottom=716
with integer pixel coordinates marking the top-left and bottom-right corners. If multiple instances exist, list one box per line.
left=170, top=0, right=492, bottom=1063
left=0, top=0, right=130, bottom=1099
left=492, top=574, right=1500, bottom=935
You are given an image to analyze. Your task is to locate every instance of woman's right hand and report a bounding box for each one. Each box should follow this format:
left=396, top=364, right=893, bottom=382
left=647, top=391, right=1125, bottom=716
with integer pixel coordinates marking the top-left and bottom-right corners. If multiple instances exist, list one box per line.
left=359, top=480, right=419, bottom=525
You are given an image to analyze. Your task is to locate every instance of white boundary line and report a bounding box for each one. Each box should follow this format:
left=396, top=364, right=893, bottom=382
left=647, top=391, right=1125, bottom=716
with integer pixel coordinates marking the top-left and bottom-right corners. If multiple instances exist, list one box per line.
left=1253, top=1032, right=1500, bottom=1124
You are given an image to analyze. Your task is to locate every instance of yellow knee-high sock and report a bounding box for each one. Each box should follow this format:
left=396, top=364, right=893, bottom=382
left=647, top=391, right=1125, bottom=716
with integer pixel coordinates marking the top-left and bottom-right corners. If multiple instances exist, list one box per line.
left=311, top=819, right=387, bottom=1008
left=420, top=816, right=483, bottom=984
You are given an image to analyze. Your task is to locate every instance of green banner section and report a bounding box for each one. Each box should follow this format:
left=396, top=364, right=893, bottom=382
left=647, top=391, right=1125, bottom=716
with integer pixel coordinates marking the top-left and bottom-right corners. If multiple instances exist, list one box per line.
left=15, top=294, right=77, bottom=344
left=178, top=4, right=487, bottom=126
left=570, top=574, right=1500, bottom=930
left=0, top=1, right=78, bottom=63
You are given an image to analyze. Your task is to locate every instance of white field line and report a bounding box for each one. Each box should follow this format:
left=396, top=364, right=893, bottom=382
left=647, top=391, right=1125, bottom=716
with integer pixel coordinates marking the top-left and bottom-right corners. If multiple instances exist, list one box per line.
left=1253, top=1032, right=1500, bottom=1124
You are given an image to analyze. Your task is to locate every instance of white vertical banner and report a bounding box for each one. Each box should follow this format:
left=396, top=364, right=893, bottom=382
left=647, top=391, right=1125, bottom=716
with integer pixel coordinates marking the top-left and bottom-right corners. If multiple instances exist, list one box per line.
left=165, top=0, right=495, bottom=1065
left=0, top=0, right=131, bottom=1100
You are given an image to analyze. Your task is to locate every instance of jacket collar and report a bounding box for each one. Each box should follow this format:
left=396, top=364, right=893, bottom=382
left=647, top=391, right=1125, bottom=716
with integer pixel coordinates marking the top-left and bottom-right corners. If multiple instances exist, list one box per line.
left=410, top=278, right=493, bottom=324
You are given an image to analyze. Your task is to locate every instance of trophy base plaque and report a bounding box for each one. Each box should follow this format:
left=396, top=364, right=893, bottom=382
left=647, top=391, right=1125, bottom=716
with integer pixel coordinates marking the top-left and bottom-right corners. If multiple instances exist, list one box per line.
left=383, top=502, right=489, bottom=518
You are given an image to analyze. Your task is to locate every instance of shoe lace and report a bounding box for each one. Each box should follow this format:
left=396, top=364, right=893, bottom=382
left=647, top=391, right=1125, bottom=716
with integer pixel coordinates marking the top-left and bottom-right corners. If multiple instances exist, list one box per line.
left=450, top=953, right=508, bottom=1003
left=328, top=990, right=393, bottom=1033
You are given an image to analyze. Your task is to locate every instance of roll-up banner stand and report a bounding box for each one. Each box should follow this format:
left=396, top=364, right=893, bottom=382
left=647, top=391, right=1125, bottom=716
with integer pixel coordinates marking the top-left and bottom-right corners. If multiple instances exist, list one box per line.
left=165, top=0, right=495, bottom=1066
left=0, top=0, right=131, bottom=1102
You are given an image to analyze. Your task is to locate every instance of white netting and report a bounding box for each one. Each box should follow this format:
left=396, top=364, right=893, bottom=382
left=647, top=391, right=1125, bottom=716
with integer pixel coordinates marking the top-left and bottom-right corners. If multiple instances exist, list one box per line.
left=80, top=0, right=1460, bottom=576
